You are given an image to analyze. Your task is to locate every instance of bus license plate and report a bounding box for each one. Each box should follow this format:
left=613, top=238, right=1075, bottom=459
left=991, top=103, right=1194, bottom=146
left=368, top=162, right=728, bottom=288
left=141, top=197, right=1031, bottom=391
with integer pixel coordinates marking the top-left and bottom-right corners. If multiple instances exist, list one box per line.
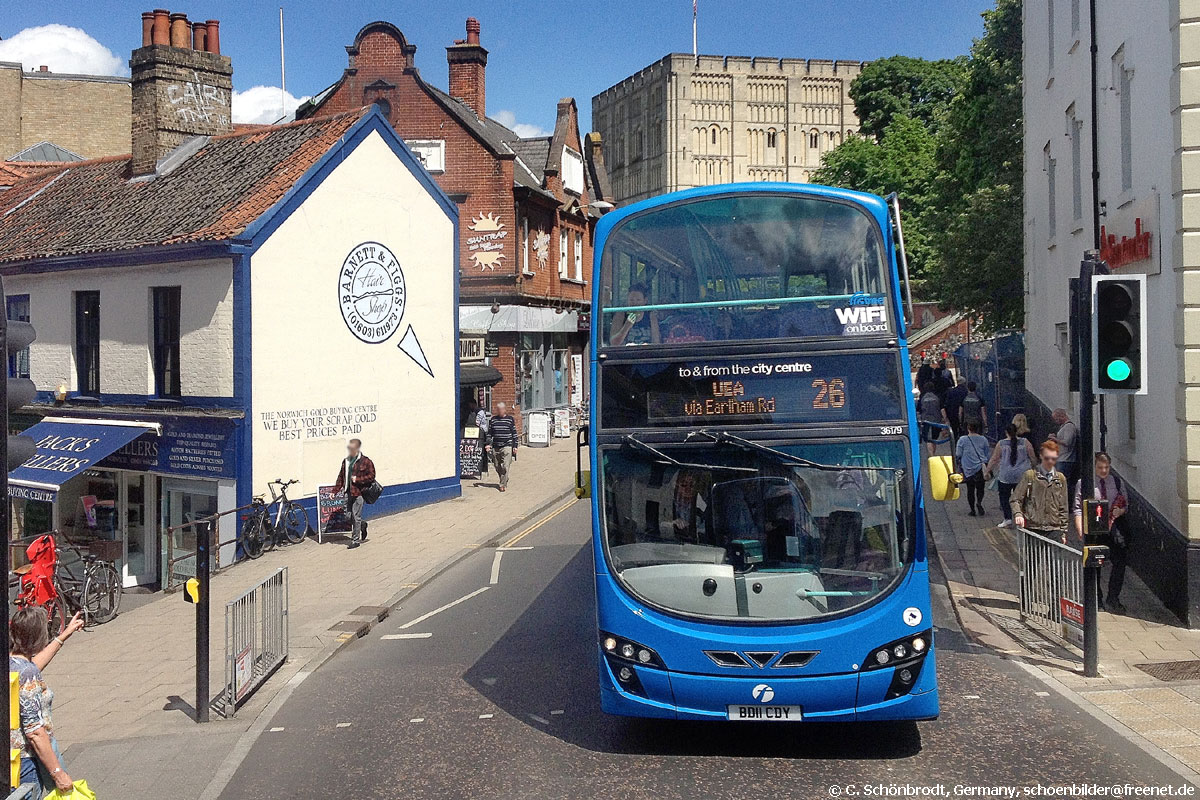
left=726, top=704, right=803, bottom=721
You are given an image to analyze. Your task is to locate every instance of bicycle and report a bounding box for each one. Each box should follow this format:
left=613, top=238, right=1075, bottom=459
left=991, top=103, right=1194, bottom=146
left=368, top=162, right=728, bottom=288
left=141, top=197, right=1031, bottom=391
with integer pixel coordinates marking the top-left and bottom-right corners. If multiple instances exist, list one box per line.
left=241, top=479, right=310, bottom=559
left=14, top=532, right=121, bottom=635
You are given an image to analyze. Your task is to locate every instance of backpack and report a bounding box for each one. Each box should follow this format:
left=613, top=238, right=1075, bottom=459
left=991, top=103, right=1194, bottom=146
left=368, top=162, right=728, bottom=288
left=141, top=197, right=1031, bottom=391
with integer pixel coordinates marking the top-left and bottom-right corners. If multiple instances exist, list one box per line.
left=919, top=392, right=941, bottom=420
left=961, top=392, right=983, bottom=423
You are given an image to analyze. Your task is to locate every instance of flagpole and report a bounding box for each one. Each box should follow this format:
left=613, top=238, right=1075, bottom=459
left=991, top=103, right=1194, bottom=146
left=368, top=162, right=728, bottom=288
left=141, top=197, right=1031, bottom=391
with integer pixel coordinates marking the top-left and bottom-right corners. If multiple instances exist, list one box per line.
left=693, top=0, right=698, bottom=64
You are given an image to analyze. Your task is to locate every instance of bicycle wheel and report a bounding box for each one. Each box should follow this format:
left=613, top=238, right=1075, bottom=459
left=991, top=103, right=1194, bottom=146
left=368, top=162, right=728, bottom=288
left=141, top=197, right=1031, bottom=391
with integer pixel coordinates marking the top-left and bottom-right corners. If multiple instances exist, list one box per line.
left=43, top=598, right=66, bottom=638
left=282, top=502, right=310, bottom=544
left=261, top=519, right=279, bottom=553
left=242, top=517, right=266, bottom=559
left=82, top=563, right=121, bottom=625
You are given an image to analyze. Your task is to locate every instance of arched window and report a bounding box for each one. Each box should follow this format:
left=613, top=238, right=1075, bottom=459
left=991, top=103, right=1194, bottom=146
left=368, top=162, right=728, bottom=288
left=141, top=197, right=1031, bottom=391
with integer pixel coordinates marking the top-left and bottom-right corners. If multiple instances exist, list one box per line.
left=766, top=129, right=777, bottom=149
left=809, top=131, right=819, bottom=150
left=711, top=127, right=718, bottom=145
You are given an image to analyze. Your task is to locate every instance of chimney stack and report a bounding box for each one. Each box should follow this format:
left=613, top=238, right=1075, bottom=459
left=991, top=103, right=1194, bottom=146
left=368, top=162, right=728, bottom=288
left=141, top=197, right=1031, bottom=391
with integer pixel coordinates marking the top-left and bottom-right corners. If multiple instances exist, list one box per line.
left=130, top=8, right=233, bottom=175
left=446, top=17, right=487, bottom=118
left=587, top=132, right=605, bottom=167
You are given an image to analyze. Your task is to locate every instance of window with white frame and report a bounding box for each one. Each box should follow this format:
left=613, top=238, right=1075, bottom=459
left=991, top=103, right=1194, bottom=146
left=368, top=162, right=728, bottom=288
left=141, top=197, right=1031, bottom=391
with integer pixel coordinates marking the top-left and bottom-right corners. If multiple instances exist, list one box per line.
left=562, top=147, right=585, bottom=195
left=574, top=231, right=583, bottom=281
left=559, top=229, right=568, bottom=277
left=522, top=217, right=531, bottom=274
left=1068, top=104, right=1082, bottom=223
left=1045, top=142, right=1057, bottom=239
left=1114, top=47, right=1133, bottom=192
left=405, top=139, right=446, bottom=173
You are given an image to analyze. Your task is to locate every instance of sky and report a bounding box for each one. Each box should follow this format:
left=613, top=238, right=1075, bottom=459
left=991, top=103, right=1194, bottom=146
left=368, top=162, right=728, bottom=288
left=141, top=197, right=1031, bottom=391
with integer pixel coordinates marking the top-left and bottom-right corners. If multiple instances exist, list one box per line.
left=1, top=0, right=995, bottom=131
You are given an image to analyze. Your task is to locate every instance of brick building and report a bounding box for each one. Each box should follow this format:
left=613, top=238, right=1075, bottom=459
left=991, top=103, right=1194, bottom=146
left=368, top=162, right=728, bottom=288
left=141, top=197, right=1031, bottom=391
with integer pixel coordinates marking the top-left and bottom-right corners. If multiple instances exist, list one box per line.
left=297, top=20, right=614, bottom=431
left=0, top=61, right=131, bottom=160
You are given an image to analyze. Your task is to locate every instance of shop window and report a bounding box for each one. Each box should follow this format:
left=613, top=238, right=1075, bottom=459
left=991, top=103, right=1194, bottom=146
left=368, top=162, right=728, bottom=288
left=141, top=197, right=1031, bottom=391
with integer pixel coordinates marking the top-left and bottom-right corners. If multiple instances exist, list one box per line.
left=522, top=217, right=531, bottom=274
left=152, top=286, right=181, bottom=397
left=74, top=291, right=100, bottom=396
left=6, top=293, right=29, bottom=379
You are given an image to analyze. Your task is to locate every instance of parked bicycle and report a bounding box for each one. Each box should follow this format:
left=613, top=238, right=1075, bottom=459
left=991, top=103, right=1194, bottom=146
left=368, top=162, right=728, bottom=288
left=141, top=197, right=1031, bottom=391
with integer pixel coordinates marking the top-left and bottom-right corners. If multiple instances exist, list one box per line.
left=241, top=479, right=310, bottom=559
left=13, top=532, right=121, bottom=635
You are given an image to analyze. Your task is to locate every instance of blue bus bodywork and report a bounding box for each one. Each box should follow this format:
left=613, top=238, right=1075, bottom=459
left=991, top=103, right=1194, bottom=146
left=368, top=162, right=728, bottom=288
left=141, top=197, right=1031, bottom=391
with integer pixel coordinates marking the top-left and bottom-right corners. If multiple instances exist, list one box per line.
left=588, top=182, right=938, bottom=722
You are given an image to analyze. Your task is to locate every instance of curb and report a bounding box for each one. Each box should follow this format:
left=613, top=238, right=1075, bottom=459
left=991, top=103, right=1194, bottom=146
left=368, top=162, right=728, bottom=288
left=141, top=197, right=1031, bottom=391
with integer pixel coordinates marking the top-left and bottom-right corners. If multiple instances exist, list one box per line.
left=927, top=500, right=1200, bottom=789
left=198, top=485, right=578, bottom=800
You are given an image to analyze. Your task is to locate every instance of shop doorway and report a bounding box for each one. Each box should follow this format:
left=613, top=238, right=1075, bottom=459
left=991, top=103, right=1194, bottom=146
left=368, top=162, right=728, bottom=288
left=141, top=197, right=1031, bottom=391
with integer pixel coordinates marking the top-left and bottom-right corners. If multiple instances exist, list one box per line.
left=160, top=478, right=219, bottom=587
left=59, top=470, right=158, bottom=588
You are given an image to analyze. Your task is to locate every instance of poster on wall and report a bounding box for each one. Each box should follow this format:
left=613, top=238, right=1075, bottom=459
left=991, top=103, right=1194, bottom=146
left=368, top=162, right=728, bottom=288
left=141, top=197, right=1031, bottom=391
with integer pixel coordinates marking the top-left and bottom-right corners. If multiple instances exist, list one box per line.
left=570, top=355, right=583, bottom=407
left=459, top=437, right=483, bottom=479
left=317, top=485, right=352, bottom=543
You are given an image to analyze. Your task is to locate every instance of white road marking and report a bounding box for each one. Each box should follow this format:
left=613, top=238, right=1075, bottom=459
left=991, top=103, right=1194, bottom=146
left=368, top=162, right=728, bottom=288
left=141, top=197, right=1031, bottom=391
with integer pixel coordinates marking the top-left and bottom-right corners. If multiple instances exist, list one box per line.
left=963, top=694, right=981, bottom=700
left=398, top=586, right=491, bottom=629
left=550, top=709, right=564, bottom=716
left=1035, top=691, right=1050, bottom=697
left=496, top=546, right=533, bottom=551
left=530, top=714, right=550, bottom=725
left=479, top=713, right=494, bottom=719
left=336, top=722, right=352, bottom=728
left=490, top=550, right=504, bottom=585
left=482, top=677, right=497, bottom=686
left=381, top=632, right=433, bottom=640
left=409, top=718, right=425, bottom=723
left=268, top=727, right=285, bottom=732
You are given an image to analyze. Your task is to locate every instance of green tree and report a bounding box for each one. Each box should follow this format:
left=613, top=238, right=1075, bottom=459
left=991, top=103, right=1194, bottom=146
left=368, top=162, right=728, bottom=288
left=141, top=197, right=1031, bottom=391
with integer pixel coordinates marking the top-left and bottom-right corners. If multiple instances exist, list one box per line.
left=927, top=0, right=1023, bottom=331
left=850, top=55, right=966, bottom=138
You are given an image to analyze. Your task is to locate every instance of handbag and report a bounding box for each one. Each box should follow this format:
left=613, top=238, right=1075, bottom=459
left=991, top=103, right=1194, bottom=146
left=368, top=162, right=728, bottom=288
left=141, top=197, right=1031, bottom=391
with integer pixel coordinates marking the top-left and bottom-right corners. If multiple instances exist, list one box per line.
left=985, top=475, right=999, bottom=492
left=46, top=779, right=97, bottom=800
left=360, top=480, right=383, bottom=505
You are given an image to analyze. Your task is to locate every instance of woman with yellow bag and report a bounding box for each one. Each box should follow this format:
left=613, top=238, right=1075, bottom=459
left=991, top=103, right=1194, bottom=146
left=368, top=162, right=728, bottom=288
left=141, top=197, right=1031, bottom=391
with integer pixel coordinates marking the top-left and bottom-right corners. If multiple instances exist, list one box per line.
left=10, top=605, right=85, bottom=798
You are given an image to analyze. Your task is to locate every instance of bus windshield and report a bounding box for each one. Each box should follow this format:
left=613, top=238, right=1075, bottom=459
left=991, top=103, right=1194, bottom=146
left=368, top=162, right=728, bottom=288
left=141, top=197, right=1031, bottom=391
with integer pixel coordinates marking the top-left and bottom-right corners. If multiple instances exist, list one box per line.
left=600, top=439, right=911, bottom=622
left=601, top=193, right=890, bottom=346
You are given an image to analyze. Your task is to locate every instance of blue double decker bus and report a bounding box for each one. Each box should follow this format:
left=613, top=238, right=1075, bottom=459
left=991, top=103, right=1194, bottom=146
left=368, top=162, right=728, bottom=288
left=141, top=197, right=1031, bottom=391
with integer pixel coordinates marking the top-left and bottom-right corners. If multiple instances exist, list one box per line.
left=588, top=182, right=938, bottom=722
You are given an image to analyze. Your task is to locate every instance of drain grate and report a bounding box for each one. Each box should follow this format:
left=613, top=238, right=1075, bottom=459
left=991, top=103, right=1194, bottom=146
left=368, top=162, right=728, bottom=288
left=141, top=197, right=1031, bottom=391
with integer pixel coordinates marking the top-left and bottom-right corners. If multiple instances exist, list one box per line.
left=1134, top=660, right=1200, bottom=682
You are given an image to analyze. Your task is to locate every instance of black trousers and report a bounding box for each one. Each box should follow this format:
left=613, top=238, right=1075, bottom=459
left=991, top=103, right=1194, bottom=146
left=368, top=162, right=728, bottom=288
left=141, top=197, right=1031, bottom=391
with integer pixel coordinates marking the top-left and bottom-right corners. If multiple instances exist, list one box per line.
left=964, top=472, right=985, bottom=511
left=1102, top=524, right=1130, bottom=604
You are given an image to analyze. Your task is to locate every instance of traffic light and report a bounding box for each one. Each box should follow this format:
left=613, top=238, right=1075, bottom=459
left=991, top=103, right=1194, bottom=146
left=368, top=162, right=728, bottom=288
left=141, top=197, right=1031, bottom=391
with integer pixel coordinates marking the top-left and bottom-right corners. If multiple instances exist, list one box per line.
left=1092, top=275, right=1146, bottom=394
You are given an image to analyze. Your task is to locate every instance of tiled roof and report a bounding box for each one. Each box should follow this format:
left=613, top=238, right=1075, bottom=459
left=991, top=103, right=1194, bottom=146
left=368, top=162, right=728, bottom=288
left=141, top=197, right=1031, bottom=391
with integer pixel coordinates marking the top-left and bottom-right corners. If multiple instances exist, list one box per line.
left=0, top=109, right=369, bottom=266
left=509, top=137, right=550, bottom=183
left=0, top=161, right=70, bottom=188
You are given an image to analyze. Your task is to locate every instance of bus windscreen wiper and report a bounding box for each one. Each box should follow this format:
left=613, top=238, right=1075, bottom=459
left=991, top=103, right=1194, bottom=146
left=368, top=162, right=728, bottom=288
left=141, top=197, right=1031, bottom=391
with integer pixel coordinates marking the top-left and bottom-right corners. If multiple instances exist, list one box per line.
left=622, top=434, right=756, bottom=474
left=687, top=429, right=904, bottom=475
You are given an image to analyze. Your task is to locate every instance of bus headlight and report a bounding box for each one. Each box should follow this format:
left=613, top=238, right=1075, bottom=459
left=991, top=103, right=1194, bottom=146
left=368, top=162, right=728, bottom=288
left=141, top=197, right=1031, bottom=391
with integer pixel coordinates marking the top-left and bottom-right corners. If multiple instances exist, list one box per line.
left=862, top=630, right=931, bottom=672
left=599, top=632, right=664, bottom=669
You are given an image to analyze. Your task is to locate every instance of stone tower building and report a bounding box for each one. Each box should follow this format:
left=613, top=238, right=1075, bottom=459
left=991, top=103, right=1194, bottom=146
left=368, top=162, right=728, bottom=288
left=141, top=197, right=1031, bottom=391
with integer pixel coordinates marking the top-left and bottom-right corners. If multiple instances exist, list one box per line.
left=592, top=53, right=864, bottom=204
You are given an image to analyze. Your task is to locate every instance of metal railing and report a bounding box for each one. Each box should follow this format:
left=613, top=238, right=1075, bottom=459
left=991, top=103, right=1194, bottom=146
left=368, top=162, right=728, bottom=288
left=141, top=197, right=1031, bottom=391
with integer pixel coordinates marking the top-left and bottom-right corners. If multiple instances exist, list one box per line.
left=163, top=502, right=259, bottom=591
left=1017, top=526, right=1084, bottom=648
left=218, top=567, right=288, bottom=717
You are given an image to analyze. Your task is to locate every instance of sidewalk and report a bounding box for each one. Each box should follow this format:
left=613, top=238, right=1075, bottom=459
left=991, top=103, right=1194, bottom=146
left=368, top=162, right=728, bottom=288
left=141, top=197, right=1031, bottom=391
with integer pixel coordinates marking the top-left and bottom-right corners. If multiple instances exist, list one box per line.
left=926, top=468, right=1200, bottom=781
left=47, top=439, right=582, bottom=800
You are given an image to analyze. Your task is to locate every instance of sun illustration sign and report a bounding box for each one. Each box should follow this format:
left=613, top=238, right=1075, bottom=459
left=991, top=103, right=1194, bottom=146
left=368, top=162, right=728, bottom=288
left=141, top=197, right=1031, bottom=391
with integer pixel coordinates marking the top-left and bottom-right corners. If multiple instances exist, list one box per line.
left=467, top=211, right=508, bottom=271
left=338, top=241, right=433, bottom=376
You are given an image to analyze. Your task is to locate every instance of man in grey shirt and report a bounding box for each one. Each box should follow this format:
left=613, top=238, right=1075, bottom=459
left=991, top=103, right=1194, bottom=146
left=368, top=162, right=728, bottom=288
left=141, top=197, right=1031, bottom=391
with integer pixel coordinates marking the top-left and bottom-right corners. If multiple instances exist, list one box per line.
left=1051, top=408, right=1079, bottom=489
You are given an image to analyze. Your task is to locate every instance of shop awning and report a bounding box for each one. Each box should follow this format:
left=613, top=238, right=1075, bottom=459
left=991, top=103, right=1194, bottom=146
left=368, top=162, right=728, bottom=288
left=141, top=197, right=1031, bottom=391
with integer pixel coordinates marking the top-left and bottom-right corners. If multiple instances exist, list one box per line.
left=460, top=363, right=504, bottom=387
left=9, top=418, right=161, bottom=494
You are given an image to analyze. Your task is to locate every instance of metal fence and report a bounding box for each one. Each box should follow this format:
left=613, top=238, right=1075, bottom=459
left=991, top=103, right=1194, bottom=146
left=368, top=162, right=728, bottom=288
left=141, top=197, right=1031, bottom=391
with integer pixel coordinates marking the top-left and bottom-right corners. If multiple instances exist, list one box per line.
left=953, top=331, right=1027, bottom=441
left=1017, top=526, right=1084, bottom=649
left=218, top=566, right=288, bottom=717
left=163, top=502, right=259, bottom=591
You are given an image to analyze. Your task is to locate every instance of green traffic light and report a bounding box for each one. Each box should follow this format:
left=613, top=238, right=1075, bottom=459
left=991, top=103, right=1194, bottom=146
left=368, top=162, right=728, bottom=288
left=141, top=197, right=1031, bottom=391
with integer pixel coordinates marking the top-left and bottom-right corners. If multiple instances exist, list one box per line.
left=1105, top=358, right=1132, bottom=382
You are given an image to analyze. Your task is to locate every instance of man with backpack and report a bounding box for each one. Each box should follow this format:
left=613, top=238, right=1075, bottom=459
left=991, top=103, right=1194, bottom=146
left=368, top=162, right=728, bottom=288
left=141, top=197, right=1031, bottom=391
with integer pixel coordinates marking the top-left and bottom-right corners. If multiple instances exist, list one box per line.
left=919, top=382, right=949, bottom=458
left=960, top=381, right=987, bottom=437
left=334, top=438, right=377, bottom=549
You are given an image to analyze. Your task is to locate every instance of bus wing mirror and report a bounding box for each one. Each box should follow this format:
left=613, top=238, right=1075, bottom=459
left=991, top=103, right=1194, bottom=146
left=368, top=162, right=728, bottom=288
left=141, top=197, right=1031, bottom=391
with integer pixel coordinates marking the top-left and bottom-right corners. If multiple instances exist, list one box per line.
left=927, top=455, right=962, bottom=502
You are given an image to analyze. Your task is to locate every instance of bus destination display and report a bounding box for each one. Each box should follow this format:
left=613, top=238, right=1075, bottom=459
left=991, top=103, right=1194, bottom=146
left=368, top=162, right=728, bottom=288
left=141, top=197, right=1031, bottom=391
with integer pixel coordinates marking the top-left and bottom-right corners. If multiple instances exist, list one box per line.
left=601, top=353, right=903, bottom=428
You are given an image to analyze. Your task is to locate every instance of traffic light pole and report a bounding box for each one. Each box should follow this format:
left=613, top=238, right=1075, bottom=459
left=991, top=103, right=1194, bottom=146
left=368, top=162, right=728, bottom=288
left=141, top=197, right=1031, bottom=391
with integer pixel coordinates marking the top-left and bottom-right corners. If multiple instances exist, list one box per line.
left=196, top=531, right=210, bottom=723
left=1077, top=253, right=1100, bottom=678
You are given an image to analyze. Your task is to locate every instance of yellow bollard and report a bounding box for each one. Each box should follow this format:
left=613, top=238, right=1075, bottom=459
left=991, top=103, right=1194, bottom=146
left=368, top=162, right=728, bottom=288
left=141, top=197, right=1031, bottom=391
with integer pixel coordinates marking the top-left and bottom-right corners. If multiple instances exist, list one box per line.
left=10, top=670, right=19, bottom=790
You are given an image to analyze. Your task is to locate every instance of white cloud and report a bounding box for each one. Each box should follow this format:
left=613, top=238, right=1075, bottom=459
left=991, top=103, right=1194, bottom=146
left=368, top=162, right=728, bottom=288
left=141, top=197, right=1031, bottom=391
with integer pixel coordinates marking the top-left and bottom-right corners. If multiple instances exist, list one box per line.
left=0, top=24, right=124, bottom=76
left=231, top=86, right=310, bottom=125
left=492, top=109, right=550, bottom=139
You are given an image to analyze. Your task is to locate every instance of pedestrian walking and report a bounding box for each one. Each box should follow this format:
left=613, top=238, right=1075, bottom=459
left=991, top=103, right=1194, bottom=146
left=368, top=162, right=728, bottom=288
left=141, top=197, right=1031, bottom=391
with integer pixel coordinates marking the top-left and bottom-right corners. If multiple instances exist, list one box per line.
left=1051, top=408, right=1080, bottom=490
left=11, top=606, right=84, bottom=798
left=916, top=359, right=935, bottom=393
left=945, top=377, right=969, bottom=441
left=986, top=423, right=1037, bottom=528
left=1011, top=440, right=1070, bottom=544
left=471, top=399, right=490, bottom=475
left=933, top=358, right=954, bottom=405
left=960, top=381, right=987, bottom=436
left=487, top=401, right=519, bottom=492
left=1012, top=413, right=1032, bottom=437
left=955, top=421, right=991, bottom=516
left=918, top=382, right=949, bottom=458
left=334, top=438, right=376, bottom=549
left=1073, top=452, right=1129, bottom=613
